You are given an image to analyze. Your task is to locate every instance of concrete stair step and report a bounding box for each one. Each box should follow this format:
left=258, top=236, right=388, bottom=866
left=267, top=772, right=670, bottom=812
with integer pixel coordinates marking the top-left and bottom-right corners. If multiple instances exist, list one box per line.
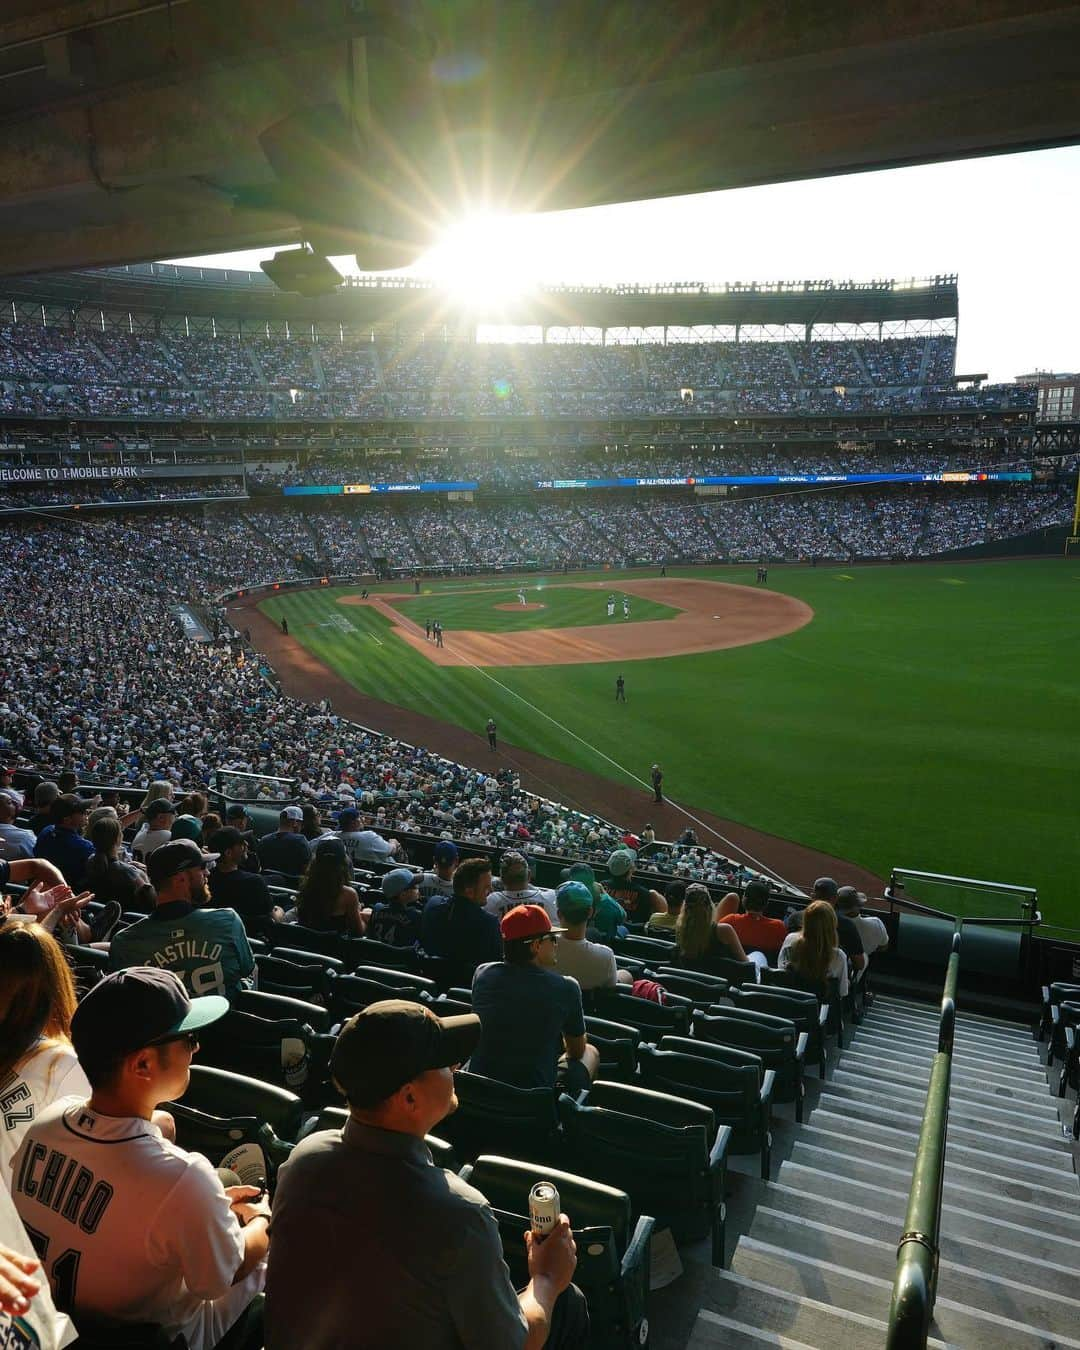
left=841, top=1041, right=1047, bottom=1086
left=749, top=1206, right=1080, bottom=1335
left=731, top=1237, right=1080, bottom=1350
left=827, top=1069, right=1062, bottom=1123
left=816, top=1086, right=1074, bottom=1152
left=790, top=1140, right=1080, bottom=1217
left=806, top=1107, right=1076, bottom=1173
left=684, top=1268, right=914, bottom=1350
left=759, top=1180, right=1080, bottom=1296
left=862, top=1012, right=1036, bottom=1048
left=777, top=1159, right=1080, bottom=1247
left=872, top=999, right=1032, bottom=1037
left=833, top=1056, right=1056, bottom=1108
left=851, top=1028, right=1047, bottom=1071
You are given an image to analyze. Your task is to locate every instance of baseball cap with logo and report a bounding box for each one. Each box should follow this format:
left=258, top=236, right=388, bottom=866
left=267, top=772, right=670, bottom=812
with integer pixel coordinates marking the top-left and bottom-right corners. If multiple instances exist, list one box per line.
left=281, top=805, right=304, bottom=822
left=555, top=881, right=594, bottom=924
left=170, top=814, right=203, bottom=843
left=331, top=999, right=481, bottom=1108
left=499, top=903, right=566, bottom=941
left=607, top=848, right=637, bottom=878
left=382, top=867, right=419, bottom=899
left=146, top=798, right=178, bottom=820
left=432, top=840, right=458, bottom=864
left=71, top=967, right=227, bottom=1072
left=147, top=837, right=219, bottom=887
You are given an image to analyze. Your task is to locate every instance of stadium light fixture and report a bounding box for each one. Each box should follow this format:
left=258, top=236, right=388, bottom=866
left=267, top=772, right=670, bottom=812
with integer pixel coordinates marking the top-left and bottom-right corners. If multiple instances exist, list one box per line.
left=260, top=247, right=343, bottom=298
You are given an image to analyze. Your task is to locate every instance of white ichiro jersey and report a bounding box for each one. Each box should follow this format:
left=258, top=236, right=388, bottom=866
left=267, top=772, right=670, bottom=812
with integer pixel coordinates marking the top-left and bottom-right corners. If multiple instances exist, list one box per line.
left=0, top=1180, right=76, bottom=1349
left=0, top=1044, right=90, bottom=1193
left=11, top=1101, right=264, bottom=1350
left=485, top=885, right=558, bottom=924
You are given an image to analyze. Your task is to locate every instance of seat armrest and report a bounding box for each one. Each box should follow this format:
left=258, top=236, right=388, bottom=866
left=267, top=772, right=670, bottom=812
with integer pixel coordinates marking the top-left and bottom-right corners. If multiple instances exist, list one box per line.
left=708, top=1123, right=732, bottom=1172
left=620, top=1211, right=656, bottom=1334
left=759, top=1069, right=777, bottom=1108
left=817, top=1004, right=829, bottom=1031
left=1042, top=984, right=1051, bottom=1005
left=794, top=1031, right=809, bottom=1064
left=1065, top=1025, right=1076, bottom=1052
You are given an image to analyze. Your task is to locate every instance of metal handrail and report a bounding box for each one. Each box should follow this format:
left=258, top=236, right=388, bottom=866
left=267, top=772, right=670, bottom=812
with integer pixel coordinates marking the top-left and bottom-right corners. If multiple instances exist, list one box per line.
left=885, top=929, right=960, bottom=1349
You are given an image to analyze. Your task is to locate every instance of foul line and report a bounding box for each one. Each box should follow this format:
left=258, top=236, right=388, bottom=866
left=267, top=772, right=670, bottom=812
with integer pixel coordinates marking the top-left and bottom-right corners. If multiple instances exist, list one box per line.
left=436, top=630, right=803, bottom=893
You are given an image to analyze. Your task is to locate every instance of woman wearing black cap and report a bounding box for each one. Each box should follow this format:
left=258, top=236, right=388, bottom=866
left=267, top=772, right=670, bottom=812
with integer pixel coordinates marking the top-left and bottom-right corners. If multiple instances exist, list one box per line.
left=289, top=837, right=367, bottom=936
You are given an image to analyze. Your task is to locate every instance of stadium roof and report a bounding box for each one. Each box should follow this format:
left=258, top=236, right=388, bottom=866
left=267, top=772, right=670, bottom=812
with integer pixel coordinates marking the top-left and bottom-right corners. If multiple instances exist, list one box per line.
left=0, top=2, right=1076, bottom=276
left=6, top=267, right=959, bottom=330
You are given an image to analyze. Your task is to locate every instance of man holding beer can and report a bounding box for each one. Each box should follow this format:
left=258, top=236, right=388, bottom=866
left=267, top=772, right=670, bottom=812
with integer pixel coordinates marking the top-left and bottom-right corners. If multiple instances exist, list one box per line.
left=265, top=1000, right=588, bottom=1348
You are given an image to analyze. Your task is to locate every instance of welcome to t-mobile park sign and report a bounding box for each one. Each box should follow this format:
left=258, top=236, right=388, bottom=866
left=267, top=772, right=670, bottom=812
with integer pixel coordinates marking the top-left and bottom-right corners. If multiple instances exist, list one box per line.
left=0, top=465, right=144, bottom=482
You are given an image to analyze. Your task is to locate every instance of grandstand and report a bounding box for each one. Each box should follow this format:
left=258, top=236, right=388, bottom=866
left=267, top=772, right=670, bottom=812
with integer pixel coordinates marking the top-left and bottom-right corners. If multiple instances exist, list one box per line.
left=2, top=264, right=1077, bottom=1350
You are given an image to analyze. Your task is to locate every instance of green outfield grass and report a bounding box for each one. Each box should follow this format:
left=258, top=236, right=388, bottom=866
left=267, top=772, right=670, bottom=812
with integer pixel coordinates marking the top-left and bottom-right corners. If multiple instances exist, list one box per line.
left=385, top=582, right=679, bottom=631
left=259, top=560, right=1080, bottom=926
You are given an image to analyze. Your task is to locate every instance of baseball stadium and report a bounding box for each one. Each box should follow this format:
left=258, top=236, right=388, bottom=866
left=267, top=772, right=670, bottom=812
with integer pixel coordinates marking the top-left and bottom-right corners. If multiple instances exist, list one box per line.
left=1, top=6, right=1079, bottom=1350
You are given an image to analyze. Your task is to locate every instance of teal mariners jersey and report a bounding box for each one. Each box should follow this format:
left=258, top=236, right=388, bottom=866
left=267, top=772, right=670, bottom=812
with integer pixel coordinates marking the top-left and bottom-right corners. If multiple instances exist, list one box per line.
left=108, top=904, right=254, bottom=999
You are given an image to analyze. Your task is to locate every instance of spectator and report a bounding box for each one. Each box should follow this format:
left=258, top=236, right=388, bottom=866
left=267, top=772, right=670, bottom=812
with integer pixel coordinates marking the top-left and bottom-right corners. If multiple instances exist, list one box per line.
left=486, top=850, right=559, bottom=923
left=109, top=839, right=255, bottom=1000
left=0, top=1181, right=75, bottom=1347
left=84, top=815, right=155, bottom=915
left=368, top=867, right=423, bottom=947
left=603, top=849, right=667, bottom=924
left=335, top=808, right=400, bottom=866
left=223, top=804, right=263, bottom=873
left=566, top=864, right=627, bottom=945
left=778, top=900, right=850, bottom=998
left=300, top=804, right=326, bottom=843
left=265, top=999, right=585, bottom=1349
left=471, top=904, right=600, bottom=1093
left=170, top=814, right=204, bottom=845
left=26, top=783, right=59, bottom=838
left=32, top=796, right=93, bottom=889
left=646, top=880, right=686, bottom=934
left=131, top=798, right=179, bottom=861
left=837, top=886, right=889, bottom=959
left=207, top=827, right=280, bottom=928
left=673, top=885, right=755, bottom=974
left=138, top=781, right=175, bottom=815
left=257, top=807, right=312, bottom=879
left=11, top=968, right=269, bottom=1349
left=417, top=839, right=458, bottom=901
left=421, top=857, right=501, bottom=977
left=0, top=791, right=36, bottom=859
left=716, top=879, right=788, bottom=958
left=289, top=836, right=365, bottom=936
left=552, top=881, right=630, bottom=992
left=0, top=923, right=88, bottom=1185
left=812, top=877, right=866, bottom=976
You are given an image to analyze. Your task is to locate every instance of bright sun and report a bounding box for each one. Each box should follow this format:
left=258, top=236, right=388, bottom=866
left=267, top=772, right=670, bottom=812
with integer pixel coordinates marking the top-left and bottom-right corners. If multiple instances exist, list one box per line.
left=413, top=213, right=538, bottom=309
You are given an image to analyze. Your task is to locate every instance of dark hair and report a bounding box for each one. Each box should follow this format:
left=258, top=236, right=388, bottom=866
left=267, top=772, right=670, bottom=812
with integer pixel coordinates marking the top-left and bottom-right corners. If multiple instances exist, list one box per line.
left=90, top=815, right=122, bottom=856
left=453, top=857, right=492, bottom=898
left=176, top=792, right=207, bottom=818
left=503, top=936, right=540, bottom=966
left=665, top=880, right=687, bottom=913
left=296, top=850, right=353, bottom=928
left=743, top=880, right=770, bottom=912
left=51, top=793, right=86, bottom=824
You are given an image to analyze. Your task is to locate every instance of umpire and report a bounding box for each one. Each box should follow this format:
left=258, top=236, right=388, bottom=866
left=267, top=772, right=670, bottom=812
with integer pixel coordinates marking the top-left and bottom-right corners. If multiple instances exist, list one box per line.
left=266, top=1000, right=588, bottom=1349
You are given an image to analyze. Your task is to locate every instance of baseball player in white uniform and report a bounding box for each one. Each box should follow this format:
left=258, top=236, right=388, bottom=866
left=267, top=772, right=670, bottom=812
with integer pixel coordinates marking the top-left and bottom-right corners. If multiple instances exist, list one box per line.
left=622, top=596, right=630, bottom=618
left=606, top=597, right=615, bottom=618
left=11, top=969, right=269, bottom=1350
left=517, top=588, right=527, bottom=606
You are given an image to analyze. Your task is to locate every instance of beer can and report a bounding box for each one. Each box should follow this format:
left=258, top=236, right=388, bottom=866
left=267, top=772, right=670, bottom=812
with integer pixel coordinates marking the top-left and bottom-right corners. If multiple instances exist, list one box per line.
left=528, top=1181, right=560, bottom=1240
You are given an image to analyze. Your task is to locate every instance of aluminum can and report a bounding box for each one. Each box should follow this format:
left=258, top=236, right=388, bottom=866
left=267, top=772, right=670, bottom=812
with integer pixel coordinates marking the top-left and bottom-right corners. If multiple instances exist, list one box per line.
left=528, top=1181, right=560, bottom=1240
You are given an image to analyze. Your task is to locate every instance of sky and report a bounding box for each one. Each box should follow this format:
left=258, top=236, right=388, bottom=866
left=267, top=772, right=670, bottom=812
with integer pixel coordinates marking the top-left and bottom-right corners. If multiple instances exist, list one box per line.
left=168, top=146, right=1080, bottom=383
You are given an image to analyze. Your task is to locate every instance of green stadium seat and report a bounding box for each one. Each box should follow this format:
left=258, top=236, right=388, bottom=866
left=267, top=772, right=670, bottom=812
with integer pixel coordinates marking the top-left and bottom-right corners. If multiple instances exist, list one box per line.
left=1055, top=1002, right=1080, bottom=1095
left=645, top=966, right=730, bottom=1008
left=233, top=987, right=331, bottom=1034
left=432, top=995, right=473, bottom=1017
left=1038, top=981, right=1080, bottom=1047
left=639, top=1040, right=775, bottom=1179
left=273, top=946, right=346, bottom=973
left=729, top=984, right=829, bottom=1078
left=176, top=1064, right=304, bottom=1145
left=195, top=1007, right=333, bottom=1108
left=460, top=1155, right=653, bottom=1350
left=583, top=1015, right=642, bottom=1082
left=761, top=967, right=845, bottom=1048
left=436, top=1071, right=561, bottom=1165
left=265, top=920, right=347, bottom=962
left=693, top=1007, right=808, bottom=1121
left=669, top=954, right=759, bottom=987
left=329, top=971, right=435, bottom=1024
left=345, top=936, right=421, bottom=973
left=560, top=1080, right=731, bottom=1266
left=590, top=987, right=692, bottom=1040
left=254, top=953, right=336, bottom=1003
left=613, top=933, right=676, bottom=963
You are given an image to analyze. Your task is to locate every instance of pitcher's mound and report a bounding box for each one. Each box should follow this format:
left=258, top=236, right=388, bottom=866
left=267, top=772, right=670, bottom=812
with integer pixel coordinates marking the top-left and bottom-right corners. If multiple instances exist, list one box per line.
left=494, top=601, right=546, bottom=611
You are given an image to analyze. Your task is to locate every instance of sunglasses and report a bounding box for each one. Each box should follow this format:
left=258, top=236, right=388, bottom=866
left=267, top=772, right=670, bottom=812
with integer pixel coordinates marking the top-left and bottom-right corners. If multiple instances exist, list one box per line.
left=147, top=1030, right=200, bottom=1050
left=535, top=933, right=559, bottom=945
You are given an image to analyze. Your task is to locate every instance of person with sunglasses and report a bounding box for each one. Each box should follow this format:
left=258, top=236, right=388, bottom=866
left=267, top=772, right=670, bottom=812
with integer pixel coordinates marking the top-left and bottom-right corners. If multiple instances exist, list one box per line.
left=470, top=905, right=599, bottom=1097
left=10, top=968, right=269, bottom=1350
left=108, top=839, right=254, bottom=1001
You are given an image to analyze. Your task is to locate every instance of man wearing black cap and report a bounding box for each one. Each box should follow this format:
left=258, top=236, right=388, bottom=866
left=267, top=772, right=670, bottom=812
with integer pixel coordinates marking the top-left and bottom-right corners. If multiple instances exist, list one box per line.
left=11, top=969, right=269, bottom=1350
left=108, top=839, right=255, bottom=999
left=266, top=1000, right=586, bottom=1349
left=130, top=797, right=179, bottom=862
left=207, top=827, right=280, bottom=929
left=224, top=804, right=262, bottom=873
left=32, top=795, right=94, bottom=889
left=256, top=807, right=311, bottom=878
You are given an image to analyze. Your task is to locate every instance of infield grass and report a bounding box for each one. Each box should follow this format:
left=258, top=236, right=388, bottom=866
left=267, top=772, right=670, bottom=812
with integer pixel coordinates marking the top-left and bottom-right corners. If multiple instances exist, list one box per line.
left=384, top=582, right=679, bottom=631
left=259, top=559, right=1080, bottom=926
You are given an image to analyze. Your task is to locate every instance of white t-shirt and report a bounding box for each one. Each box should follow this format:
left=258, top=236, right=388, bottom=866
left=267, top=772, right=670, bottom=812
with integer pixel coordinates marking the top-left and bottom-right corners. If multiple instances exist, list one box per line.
left=0, top=1180, right=76, bottom=1348
left=852, top=912, right=890, bottom=958
left=131, top=825, right=172, bottom=860
left=338, top=829, right=393, bottom=864
left=485, top=884, right=558, bottom=924
left=555, top=937, right=618, bottom=991
left=11, top=1101, right=265, bottom=1350
left=0, top=1044, right=91, bottom=1191
left=777, top=932, right=849, bottom=997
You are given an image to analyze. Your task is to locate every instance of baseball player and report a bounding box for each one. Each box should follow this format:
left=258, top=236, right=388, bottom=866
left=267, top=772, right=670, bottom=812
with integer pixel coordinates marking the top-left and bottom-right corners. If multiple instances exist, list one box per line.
left=11, top=969, right=269, bottom=1350
left=615, top=675, right=626, bottom=703
left=517, top=588, right=527, bottom=607
left=606, top=596, right=615, bottom=619
left=622, top=596, right=630, bottom=618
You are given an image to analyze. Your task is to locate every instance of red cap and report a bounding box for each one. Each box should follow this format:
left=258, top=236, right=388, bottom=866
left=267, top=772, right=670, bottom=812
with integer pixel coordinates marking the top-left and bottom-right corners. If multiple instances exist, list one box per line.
left=499, top=904, right=566, bottom=941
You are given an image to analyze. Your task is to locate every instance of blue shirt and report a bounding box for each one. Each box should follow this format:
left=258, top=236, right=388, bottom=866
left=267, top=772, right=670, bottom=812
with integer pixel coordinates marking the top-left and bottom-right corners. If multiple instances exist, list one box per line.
left=470, top=962, right=586, bottom=1090
left=369, top=901, right=423, bottom=948
left=108, top=901, right=254, bottom=998
left=421, top=896, right=501, bottom=970
left=33, top=825, right=95, bottom=888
